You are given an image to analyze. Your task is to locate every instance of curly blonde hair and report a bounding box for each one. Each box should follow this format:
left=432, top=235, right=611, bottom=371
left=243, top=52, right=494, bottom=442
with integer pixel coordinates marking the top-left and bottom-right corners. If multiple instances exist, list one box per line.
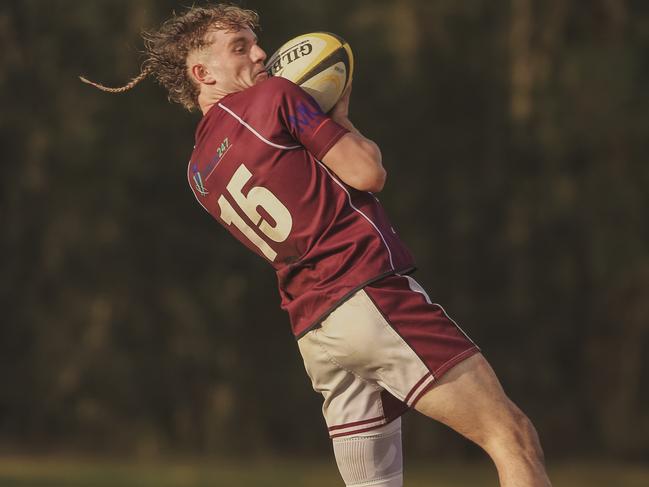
left=80, top=4, right=260, bottom=112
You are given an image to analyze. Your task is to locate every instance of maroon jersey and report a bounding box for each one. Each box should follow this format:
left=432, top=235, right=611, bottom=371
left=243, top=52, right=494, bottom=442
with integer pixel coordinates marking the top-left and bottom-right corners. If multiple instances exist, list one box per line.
left=188, top=77, right=415, bottom=337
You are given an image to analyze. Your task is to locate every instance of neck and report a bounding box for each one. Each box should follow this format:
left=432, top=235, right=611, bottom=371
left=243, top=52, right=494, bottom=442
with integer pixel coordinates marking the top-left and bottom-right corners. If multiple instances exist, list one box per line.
left=199, top=86, right=230, bottom=115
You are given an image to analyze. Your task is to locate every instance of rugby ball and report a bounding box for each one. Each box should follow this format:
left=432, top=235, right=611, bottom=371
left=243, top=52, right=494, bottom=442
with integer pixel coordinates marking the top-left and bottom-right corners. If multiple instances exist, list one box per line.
left=266, top=32, right=354, bottom=112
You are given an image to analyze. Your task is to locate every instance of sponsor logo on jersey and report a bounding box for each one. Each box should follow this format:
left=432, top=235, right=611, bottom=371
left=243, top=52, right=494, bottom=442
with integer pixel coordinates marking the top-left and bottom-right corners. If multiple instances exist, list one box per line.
left=288, top=102, right=323, bottom=133
left=191, top=163, right=209, bottom=196
left=190, top=137, right=232, bottom=196
left=203, top=137, right=231, bottom=180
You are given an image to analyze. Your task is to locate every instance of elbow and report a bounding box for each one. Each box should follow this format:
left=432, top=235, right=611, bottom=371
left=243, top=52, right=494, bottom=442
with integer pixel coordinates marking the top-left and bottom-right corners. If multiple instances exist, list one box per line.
left=361, top=143, right=386, bottom=192
left=377, top=167, right=387, bottom=191
left=368, top=166, right=387, bottom=192
left=324, top=135, right=387, bottom=192
left=366, top=143, right=386, bottom=192
left=355, top=165, right=386, bottom=193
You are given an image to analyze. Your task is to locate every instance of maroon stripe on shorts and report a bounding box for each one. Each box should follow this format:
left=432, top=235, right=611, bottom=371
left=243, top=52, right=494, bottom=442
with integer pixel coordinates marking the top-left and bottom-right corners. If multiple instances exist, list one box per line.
left=404, top=372, right=433, bottom=404
left=330, top=424, right=385, bottom=439
left=409, top=348, right=481, bottom=407
left=363, top=274, right=479, bottom=385
left=328, top=415, right=385, bottom=432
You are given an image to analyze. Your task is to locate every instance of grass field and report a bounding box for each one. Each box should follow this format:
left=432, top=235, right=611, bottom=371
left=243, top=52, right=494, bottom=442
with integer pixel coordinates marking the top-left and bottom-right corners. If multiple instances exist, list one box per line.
left=0, top=457, right=647, bottom=486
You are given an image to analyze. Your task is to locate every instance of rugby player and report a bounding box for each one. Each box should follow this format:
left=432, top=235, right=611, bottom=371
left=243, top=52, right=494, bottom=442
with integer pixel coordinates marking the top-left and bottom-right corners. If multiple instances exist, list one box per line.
left=83, top=4, right=552, bottom=486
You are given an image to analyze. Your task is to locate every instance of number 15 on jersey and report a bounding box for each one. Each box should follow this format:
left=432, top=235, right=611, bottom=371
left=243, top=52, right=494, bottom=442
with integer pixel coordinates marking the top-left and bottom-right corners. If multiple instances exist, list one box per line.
left=217, top=163, right=293, bottom=262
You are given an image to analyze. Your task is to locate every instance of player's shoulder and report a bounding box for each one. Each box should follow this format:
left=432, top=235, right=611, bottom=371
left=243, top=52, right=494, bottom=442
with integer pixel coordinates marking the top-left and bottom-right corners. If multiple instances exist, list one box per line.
left=259, top=76, right=300, bottom=91
left=249, top=76, right=303, bottom=100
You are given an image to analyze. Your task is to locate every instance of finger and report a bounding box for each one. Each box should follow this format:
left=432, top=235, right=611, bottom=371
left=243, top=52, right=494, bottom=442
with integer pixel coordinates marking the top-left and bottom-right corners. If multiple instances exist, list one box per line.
left=343, top=80, right=353, bottom=97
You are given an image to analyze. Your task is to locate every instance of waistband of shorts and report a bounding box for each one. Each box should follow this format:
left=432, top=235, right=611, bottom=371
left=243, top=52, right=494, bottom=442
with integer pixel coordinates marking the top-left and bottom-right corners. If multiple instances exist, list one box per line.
left=295, top=266, right=417, bottom=340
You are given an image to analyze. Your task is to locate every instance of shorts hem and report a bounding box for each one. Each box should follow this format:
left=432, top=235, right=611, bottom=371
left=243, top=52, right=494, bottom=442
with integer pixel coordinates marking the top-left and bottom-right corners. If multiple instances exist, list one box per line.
left=329, top=415, right=406, bottom=439
left=329, top=418, right=386, bottom=439
left=410, top=346, right=481, bottom=408
left=403, top=371, right=434, bottom=407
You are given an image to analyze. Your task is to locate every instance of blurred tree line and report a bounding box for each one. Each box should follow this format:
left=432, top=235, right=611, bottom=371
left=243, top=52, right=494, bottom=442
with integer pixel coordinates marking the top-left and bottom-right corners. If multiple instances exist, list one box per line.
left=1, top=0, right=647, bottom=462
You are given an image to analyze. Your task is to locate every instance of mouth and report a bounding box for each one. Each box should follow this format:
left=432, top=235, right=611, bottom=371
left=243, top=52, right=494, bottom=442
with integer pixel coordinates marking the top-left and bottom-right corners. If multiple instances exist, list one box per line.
left=256, top=70, right=269, bottom=79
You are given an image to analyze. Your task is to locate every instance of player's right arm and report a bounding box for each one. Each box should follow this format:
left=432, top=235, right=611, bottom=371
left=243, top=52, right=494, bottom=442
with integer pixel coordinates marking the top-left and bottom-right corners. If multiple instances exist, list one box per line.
left=322, top=84, right=386, bottom=193
left=274, top=77, right=386, bottom=193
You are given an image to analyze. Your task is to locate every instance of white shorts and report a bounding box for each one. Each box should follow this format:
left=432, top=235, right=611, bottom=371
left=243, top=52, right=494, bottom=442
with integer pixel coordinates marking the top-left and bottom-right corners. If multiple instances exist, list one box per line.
left=297, top=274, right=479, bottom=438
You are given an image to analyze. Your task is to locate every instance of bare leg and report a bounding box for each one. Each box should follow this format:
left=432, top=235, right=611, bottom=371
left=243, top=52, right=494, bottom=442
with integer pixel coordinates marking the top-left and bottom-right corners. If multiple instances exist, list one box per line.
left=414, top=353, right=552, bottom=487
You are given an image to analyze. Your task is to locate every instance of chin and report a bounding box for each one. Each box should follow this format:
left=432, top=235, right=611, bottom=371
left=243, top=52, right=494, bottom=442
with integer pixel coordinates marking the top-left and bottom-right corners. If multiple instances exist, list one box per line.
left=254, top=72, right=269, bottom=84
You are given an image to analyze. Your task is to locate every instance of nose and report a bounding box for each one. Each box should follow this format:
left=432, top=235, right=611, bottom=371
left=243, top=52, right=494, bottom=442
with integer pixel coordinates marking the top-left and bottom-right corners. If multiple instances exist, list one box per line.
left=251, top=44, right=267, bottom=64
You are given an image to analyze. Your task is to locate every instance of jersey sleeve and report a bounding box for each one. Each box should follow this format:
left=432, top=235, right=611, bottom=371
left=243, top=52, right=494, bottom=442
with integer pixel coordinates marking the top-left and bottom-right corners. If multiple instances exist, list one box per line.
left=274, top=78, right=349, bottom=160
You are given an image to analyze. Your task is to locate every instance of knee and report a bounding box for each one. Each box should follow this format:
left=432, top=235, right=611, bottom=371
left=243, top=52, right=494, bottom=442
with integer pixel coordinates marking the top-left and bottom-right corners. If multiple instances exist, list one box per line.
left=485, top=401, right=545, bottom=463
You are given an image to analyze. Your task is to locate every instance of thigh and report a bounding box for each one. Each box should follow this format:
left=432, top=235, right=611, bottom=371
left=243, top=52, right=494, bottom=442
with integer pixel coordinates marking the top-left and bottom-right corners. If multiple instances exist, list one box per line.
left=413, top=352, right=518, bottom=445
left=297, top=273, right=481, bottom=439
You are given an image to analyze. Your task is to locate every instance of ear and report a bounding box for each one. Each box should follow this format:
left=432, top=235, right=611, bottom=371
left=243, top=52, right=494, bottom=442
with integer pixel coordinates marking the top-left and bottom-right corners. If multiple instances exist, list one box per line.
left=191, top=63, right=216, bottom=85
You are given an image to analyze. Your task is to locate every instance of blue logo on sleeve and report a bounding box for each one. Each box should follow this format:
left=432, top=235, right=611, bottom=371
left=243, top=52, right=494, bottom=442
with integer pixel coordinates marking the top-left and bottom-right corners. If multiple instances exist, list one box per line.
left=288, top=102, right=323, bottom=133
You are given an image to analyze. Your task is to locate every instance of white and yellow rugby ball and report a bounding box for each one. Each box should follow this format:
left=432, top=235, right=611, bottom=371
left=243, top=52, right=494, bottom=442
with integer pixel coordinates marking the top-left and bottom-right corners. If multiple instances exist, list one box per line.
left=266, top=32, right=354, bottom=112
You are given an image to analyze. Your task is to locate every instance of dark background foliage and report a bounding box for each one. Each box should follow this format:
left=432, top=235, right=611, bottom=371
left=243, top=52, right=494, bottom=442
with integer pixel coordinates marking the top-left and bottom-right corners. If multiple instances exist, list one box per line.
left=1, top=0, right=648, bottom=462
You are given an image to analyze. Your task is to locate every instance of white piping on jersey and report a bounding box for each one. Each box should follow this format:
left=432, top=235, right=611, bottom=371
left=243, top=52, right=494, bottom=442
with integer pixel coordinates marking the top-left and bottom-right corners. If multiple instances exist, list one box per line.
left=190, top=104, right=397, bottom=271
left=316, top=159, right=396, bottom=271
left=400, top=274, right=477, bottom=346
left=217, top=103, right=301, bottom=150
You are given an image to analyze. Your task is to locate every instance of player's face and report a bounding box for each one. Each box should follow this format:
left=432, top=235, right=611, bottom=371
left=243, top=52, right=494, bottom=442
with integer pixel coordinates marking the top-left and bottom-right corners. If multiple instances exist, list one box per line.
left=203, top=27, right=268, bottom=93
